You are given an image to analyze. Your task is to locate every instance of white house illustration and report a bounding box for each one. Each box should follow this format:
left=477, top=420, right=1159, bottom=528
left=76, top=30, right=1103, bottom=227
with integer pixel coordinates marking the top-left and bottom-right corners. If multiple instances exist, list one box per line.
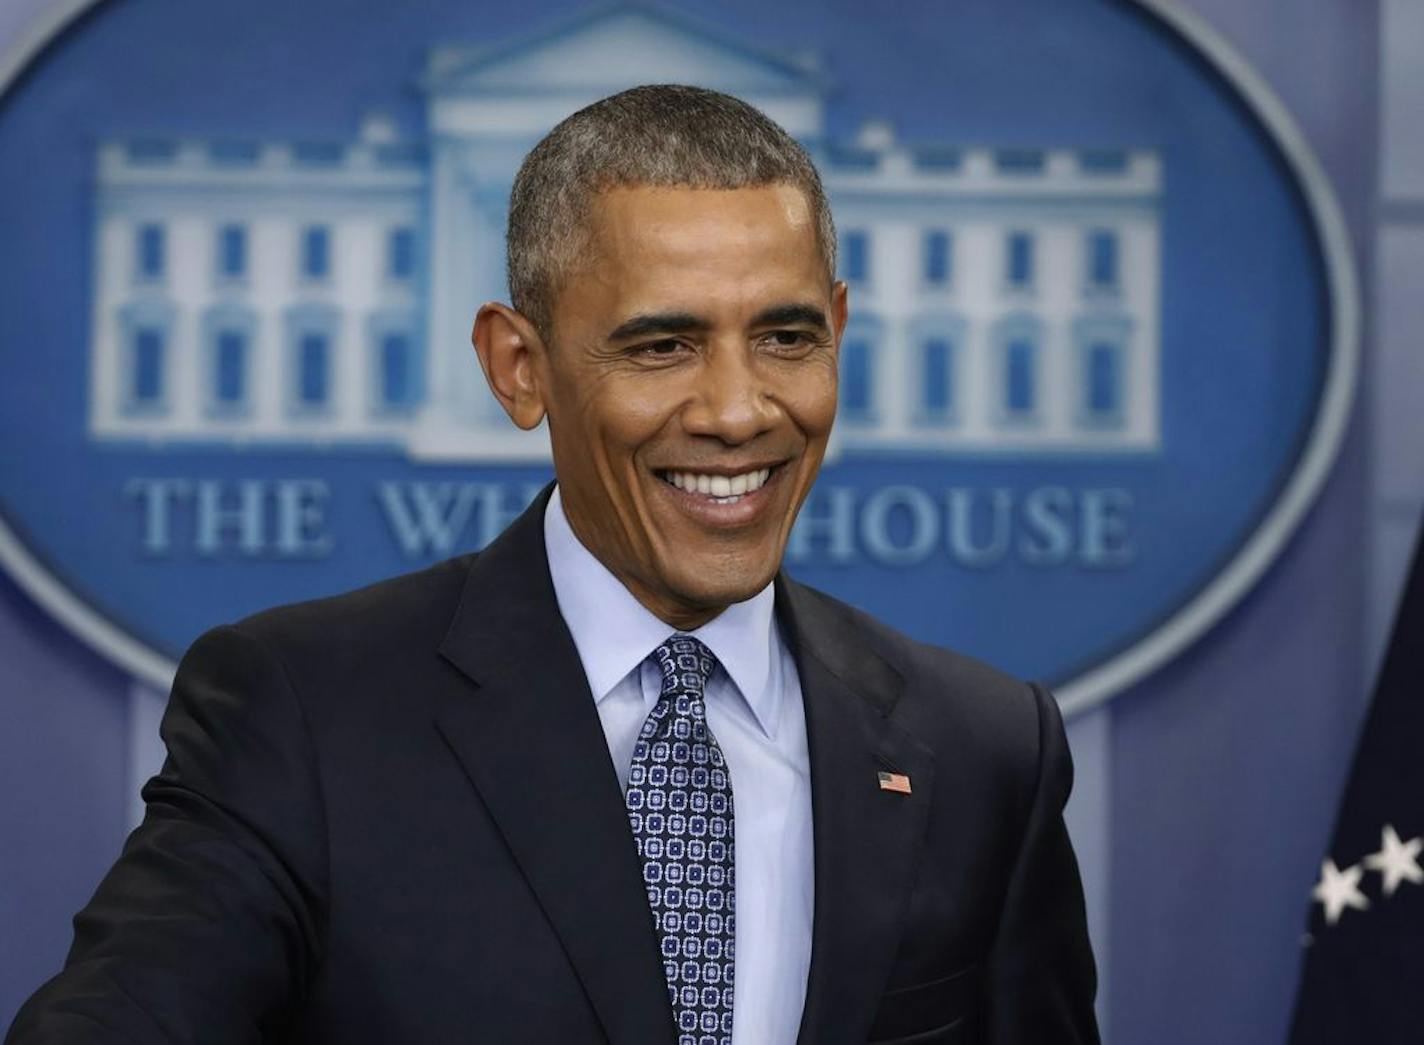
left=86, top=4, right=1161, bottom=461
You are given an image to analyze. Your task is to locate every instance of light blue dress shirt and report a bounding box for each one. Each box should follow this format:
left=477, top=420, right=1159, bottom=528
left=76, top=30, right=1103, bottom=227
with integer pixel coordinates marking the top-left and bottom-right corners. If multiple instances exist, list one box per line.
left=544, top=486, right=814, bottom=1045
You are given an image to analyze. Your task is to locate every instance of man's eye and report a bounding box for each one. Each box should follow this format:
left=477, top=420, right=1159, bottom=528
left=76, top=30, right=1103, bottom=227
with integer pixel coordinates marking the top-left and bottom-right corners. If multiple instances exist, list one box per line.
left=761, top=330, right=812, bottom=351
left=634, top=339, right=686, bottom=357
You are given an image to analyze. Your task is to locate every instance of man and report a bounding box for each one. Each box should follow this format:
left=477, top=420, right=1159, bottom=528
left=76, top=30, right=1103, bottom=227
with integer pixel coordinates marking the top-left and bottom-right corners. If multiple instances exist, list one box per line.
left=9, top=85, right=1097, bottom=1044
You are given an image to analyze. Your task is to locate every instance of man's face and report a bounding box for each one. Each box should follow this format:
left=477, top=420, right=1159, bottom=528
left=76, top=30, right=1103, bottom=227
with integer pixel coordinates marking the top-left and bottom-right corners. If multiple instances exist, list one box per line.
left=535, top=184, right=845, bottom=628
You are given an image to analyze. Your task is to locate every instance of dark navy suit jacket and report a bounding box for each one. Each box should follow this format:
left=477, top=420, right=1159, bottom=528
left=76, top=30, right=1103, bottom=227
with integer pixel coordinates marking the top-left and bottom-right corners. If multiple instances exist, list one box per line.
left=8, top=487, right=1098, bottom=1044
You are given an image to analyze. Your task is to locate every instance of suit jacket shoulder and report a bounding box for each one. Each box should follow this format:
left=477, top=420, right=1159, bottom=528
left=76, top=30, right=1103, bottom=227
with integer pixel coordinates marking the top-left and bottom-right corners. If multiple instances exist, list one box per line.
left=778, top=576, right=1048, bottom=798
left=229, top=552, right=478, bottom=690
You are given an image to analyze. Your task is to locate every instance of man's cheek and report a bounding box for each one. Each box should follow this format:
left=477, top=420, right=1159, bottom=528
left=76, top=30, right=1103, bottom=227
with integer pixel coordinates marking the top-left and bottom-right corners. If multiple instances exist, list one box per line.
left=795, top=378, right=839, bottom=431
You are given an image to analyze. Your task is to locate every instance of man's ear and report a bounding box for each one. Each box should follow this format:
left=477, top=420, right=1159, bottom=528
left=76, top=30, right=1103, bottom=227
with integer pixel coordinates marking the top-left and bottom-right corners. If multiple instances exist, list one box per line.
left=830, top=279, right=849, bottom=347
left=472, top=302, right=548, bottom=431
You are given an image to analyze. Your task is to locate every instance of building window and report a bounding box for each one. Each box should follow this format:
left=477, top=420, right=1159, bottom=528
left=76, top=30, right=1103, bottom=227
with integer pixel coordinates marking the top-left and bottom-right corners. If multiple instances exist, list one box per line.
left=1080, top=149, right=1129, bottom=173
left=297, top=332, right=329, bottom=407
left=302, top=226, right=330, bottom=281
left=1006, top=231, right=1034, bottom=290
left=136, top=224, right=165, bottom=280
left=388, top=227, right=415, bottom=281
left=1087, top=230, right=1119, bottom=290
left=286, top=305, right=338, bottom=414
left=1085, top=340, right=1122, bottom=418
left=203, top=306, right=256, bottom=414
left=1006, top=337, right=1037, bottom=415
left=841, top=337, right=874, bottom=420
left=294, top=142, right=343, bottom=167
left=379, top=332, right=413, bottom=408
left=214, top=329, right=248, bottom=406
left=210, top=141, right=261, bottom=166
left=368, top=313, right=421, bottom=414
left=992, top=316, right=1043, bottom=425
left=923, top=230, right=951, bottom=286
left=118, top=301, right=175, bottom=415
left=996, top=148, right=1046, bottom=173
left=842, top=230, right=869, bottom=283
left=131, top=327, right=165, bottom=407
left=1072, top=315, right=1132, bottom=429
left=218, top=224, right=247, bottom=279
left=920, top=338, right=956, bottom=419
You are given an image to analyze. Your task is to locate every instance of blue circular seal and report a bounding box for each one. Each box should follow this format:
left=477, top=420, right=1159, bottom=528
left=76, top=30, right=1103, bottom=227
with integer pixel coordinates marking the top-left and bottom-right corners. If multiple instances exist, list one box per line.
left=0, top=0, right=1357, bottom=714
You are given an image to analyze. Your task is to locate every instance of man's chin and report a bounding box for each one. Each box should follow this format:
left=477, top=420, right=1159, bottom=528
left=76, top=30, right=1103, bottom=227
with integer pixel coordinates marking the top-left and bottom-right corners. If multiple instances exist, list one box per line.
left=661, top=565, right=780, bottom=619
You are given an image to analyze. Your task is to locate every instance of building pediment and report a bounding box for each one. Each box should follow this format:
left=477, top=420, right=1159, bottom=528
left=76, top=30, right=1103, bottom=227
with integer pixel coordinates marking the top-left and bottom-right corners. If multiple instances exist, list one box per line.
left=424, top=4, right=825, bottom=100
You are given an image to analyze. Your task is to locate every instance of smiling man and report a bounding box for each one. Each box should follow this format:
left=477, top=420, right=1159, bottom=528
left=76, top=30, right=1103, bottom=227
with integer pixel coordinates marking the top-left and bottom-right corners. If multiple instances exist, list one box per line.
left=9, top=86, right=1097, bottom=1045
left=476, top=178, right=840, bottom=630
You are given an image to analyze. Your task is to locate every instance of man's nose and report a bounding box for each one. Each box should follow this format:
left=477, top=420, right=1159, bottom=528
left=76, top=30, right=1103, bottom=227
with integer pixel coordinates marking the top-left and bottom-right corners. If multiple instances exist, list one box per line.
left=681, top=343, right=781, bottom=445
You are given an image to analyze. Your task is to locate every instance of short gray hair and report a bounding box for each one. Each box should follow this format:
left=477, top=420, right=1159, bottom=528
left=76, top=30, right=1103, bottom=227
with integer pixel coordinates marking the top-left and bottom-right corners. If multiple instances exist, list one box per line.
left=507, top=84, right=837, bottom=340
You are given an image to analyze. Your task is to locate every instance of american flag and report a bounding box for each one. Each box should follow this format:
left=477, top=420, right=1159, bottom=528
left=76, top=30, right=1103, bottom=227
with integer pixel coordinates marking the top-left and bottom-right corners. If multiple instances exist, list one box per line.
left=877, top=770, right=912, bottom=795
left=1288, top=528, right=1424, bottom=1042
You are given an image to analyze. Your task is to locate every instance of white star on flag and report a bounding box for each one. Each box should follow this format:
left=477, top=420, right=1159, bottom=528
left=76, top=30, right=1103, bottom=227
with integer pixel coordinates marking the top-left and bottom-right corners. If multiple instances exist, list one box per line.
left=1312, top=859, right=1369, bottom=925
left=1363, top=824, right=1424, bottom=896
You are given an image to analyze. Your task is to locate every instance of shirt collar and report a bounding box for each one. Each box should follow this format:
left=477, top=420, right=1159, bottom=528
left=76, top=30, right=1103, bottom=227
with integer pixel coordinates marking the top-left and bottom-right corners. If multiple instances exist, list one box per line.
left=543, top=485, right=781, bottom=739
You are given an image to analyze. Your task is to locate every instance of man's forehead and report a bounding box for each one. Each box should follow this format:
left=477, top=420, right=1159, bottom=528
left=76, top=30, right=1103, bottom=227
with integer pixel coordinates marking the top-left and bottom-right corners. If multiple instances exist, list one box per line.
left=547, top=182, right=830, bottom=336
left=581, top=185, right=822, bottom=282
left=589, top=182, right=815, bottom=234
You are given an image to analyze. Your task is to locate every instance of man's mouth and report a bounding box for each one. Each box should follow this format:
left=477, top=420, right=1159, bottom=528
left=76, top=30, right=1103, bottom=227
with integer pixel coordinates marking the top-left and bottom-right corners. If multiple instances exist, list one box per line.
left=656, top=465, right=777, bottom=506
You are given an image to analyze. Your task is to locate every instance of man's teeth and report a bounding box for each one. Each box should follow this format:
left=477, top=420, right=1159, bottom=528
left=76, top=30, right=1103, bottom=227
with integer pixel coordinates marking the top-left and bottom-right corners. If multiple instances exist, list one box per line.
left=663, top=467, right=773, bottom=499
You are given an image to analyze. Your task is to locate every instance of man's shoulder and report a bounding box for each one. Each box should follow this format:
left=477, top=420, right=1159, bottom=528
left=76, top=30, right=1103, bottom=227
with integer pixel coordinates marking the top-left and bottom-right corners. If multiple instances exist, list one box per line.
left=786, top=579, right=1048, bottom=765
left=787, top=578, right=1030, bottom=700
left=220, top=551, right=480, bottom=673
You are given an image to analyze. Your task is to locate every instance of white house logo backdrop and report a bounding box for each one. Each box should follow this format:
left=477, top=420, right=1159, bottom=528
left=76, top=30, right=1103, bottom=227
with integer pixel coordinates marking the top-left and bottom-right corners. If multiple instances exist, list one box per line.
left=0, top=0, right=1355, bottom=712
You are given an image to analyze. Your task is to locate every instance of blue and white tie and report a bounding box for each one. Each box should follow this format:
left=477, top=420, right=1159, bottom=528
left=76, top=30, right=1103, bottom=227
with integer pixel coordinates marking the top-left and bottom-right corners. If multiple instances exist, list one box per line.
left=625, top=634, right=736, bottom=1045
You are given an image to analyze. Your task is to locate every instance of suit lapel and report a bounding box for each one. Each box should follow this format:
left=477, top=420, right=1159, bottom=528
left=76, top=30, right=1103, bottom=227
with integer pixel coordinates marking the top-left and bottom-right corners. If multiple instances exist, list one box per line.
left=779, top=577, right=936, bottom=1045
left=433, top=487, right=675, bottom=1045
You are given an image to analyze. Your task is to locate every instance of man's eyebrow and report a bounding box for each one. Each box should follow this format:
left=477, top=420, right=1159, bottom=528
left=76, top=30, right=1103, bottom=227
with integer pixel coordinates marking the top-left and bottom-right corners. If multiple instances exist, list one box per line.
left=749, top=303, right=829, bottom=331
left=605, top=303, right=830, bottom=342
left=606, top=312, right=708, bottom=342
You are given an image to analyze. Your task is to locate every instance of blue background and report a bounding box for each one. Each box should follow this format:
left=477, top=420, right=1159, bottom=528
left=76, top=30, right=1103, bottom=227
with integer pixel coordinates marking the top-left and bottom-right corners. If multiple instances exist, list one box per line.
left=0, top=1, right=1389, bottom=1043
left=0, top=0, right=1328, bottom=686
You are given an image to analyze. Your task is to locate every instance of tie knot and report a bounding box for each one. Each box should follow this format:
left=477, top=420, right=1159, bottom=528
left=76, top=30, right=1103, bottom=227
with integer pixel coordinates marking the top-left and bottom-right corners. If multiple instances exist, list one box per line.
left=653, top=633, right=717, bottom=697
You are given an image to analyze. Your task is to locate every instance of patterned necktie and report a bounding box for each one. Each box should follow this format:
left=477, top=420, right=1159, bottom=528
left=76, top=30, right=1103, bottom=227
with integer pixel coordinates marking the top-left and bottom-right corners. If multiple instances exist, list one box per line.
left=625, top=634, right=736, bottom=1045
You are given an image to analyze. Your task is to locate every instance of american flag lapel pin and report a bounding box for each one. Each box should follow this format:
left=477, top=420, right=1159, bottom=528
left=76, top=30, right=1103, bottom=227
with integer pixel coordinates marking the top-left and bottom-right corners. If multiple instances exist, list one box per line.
left=877, top=770, right=912, bottom=795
